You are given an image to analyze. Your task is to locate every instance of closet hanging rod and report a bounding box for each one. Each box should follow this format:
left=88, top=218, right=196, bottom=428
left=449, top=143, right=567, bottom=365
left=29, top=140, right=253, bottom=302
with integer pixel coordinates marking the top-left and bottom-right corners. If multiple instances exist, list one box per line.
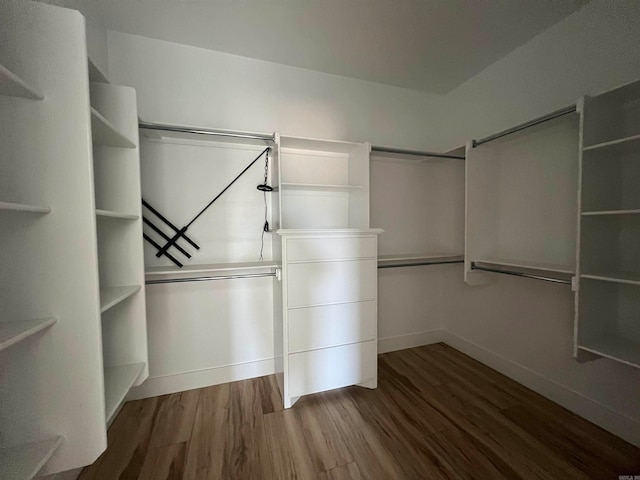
left=378, top=259, right=464, bottom=269
left=371, top=145, right=465, bottom=160
left=139, top=122, right=276, bottom=142
left=146, top=272, right=277, bottom=285
left=470, top=262, right=572, bottom=285
left=472, top=104, right=577, bottom=148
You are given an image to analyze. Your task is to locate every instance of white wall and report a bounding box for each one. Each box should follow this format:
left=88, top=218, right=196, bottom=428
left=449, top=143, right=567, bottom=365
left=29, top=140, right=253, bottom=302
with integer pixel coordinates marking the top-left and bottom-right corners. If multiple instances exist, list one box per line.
left=109, top=0, right=640, bottom=443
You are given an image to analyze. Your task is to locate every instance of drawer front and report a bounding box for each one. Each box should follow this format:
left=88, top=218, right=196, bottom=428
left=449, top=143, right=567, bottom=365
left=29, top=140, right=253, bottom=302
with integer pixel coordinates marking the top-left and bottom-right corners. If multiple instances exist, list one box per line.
left=286, top=259, right=377, bottom=308
left=288, top=340, right=377, bottom=397
left=288, top=301, right=377, bottom=353
left=286, top=236, right=376, bottom=262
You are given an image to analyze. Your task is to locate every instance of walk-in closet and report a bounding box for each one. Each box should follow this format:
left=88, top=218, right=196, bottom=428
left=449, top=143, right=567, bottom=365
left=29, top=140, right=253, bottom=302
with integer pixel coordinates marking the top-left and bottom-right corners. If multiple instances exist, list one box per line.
left=1, top=1, right=640, bottom=479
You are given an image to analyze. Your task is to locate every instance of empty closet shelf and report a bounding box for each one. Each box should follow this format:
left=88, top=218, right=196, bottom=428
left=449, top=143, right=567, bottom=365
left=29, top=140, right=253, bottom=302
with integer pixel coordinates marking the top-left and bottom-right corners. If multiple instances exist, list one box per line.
left=0, top=318, right=56, bottom=353
left=583, top=132, right=640, bottom=155
left=100, top=285, right=141, bottom=313
left=378, top=253, right=464, bottom=268
left=578, top=336, right=640, bottom=369
left=0, top=201, right=51, bottom=214
left=96, top=209, right=139, bottom=220
left=91, top=107, right=136, bottom=148
left=104, top=363, right=145, bottom=423
left=0, top=63, right=43, bottom=100
left=0, top=436, right=63, bottom=480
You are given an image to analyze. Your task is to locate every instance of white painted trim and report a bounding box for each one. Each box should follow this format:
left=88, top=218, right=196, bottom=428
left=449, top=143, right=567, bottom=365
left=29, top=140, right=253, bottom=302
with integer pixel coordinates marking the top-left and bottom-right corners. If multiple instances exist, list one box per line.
left=127, top=358, right=275, bottom=400
left=378, top=329, right=445, bottom=354
left=442, top=331, right=640, bottom=447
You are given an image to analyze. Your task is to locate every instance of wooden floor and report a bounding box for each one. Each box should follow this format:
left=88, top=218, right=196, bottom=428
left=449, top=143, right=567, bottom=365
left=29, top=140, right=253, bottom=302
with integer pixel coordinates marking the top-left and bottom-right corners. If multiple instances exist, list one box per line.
left=79, top=343, right=640, bottom=479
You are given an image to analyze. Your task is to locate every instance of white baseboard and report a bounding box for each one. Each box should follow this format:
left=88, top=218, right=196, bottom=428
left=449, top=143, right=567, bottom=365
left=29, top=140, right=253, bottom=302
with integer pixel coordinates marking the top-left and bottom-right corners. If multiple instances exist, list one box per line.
left=442, top=331, right=640, bottom=447
left=378, top=329, right=445, bottom=354
left=127, top=358, right=275, bottom=400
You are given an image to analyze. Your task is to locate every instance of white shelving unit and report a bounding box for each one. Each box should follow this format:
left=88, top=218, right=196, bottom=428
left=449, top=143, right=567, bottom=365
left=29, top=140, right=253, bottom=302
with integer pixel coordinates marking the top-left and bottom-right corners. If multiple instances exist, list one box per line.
left=90, top=81, right=149, bottom=424
left=274, top=135, right=382, bottom=409
left=0, top=2, right=108, bottom=476
left=575, top=78, right=640, bottom=369
left=465, top=113, right=579, bottom=285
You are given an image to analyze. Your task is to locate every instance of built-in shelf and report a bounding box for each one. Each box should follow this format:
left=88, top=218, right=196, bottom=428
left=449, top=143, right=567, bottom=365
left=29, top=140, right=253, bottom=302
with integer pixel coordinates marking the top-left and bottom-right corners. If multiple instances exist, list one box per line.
left=0, top=318, right=56, bottom=353
left=0, top=201, right=51, bottom=214
left=276, top=228, right=384, bottom=236
left=581, top=272, right=640, bottom=286
left=0, top=436, right=63, bottom=480
left=378, top=253, right=464, bottom=268
left=96, top=209, right=139, bottom=220
left=90, top=107, right=136, bottom=149
left=88, top=58, right=109, bottom=84
left=474, top=258, right=575, bottom=275
left=578, top=337, right=640, bottom=370
left=100, top=285, right=141, bottom=313
left=280, top=182, right=363, bottom=191
left=0, top=63, right=43, bottom=100
left=146, top=261, right=280, bottom=277
left=581, top=209, right=640, bottom=216
left=104, top=362, right=145, bottom=423
left=583, top=133, right=640, bottom=155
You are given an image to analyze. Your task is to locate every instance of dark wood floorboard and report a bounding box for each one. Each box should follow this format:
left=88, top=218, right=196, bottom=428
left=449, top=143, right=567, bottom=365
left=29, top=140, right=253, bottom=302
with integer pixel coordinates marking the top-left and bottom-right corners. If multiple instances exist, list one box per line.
left=78, top=344, right=640, bottom=479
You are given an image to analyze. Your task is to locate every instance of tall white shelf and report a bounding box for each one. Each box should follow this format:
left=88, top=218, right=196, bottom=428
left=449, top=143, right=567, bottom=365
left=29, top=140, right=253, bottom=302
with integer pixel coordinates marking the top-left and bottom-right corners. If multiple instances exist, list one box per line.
left=274, top=136, right=382, bottom=408
left=574, top=79, right=640, bottom=369
left=465, top=113, right=579, bottom=285
left=0, top=3, right=148, bottom=477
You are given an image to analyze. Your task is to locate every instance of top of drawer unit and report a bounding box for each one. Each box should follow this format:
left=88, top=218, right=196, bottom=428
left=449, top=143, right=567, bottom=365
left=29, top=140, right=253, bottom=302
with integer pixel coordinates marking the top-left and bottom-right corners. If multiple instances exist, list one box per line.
left=285, top=236, right=377, bottom=262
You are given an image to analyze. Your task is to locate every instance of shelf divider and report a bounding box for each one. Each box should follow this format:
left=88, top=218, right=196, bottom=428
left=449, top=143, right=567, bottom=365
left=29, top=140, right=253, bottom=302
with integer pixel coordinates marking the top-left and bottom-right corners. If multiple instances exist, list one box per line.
left=90, top=107, right=136, bottom=149
left=0, top=436, right=63, bottom=480
left=0, top=63, right=44, bottom=100
left=104, top=362, right=145, bottom=423
left=100, top=285, right=141, bottom=313
left=0, top=201, right=51, bottom=214
left=0, top=318, right=56, bottom=352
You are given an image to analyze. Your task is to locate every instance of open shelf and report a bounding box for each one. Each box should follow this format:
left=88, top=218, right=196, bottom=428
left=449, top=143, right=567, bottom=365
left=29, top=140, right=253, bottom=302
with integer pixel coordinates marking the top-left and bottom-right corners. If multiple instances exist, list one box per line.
left=145, top=261, right=280, bottom=277
left=104, top=362, right=145, bottom=423
left=99, top=285, right=141, bottom=313
left=90, top=107, right=136, bottom=149
left=96, top=209, right=139, bottom=220
left=378, top=253, right=464, bottom=268
left=0, top=201, right=50, bottom=214
left=0, top=63, right=43, bottom=100
left=280, top=182, right=363, bottom=191
left=583, top=132, right=640, bottom=156
left=578, top=336, right=640, bottom=369
left=88, top=58, right=109, bottom=84
left=582, top=209, right=640, bottom=216
left=0, top=318, right=56, bottom=352
left=581, top=272, right=640, bottom=286
left=0, top=436, right=63, bottom=480
left=474, top=258, right=574, bottom=275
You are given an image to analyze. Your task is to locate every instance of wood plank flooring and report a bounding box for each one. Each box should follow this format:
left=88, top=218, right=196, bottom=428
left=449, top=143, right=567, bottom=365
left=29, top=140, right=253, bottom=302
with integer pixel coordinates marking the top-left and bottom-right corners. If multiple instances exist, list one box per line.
left=78, top=344, right=640, bottom=479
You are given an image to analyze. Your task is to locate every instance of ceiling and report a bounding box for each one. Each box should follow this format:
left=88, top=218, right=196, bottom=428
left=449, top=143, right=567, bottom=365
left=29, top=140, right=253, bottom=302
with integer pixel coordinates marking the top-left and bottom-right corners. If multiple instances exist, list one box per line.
left=43, top=0, right=587, bottom=95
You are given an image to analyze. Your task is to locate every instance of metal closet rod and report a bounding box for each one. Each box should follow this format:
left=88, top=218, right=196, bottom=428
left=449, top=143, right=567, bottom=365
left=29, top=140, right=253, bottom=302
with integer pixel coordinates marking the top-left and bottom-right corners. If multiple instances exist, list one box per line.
left=371, top=145, right=465, bottom=160
left=378, top=259, right=464, bottom=269
left=146, top=272, right=277, bottom=285
left=470, top=262, right=572, bottom=285
left=139, top=121, right=276, bottom=142
left=472, top=104, right=577, bottom=148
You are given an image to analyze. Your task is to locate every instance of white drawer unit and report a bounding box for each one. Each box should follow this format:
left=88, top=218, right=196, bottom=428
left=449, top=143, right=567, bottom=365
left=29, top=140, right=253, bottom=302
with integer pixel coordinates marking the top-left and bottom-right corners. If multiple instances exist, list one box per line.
left=276, top=229, right=383, bottom=408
